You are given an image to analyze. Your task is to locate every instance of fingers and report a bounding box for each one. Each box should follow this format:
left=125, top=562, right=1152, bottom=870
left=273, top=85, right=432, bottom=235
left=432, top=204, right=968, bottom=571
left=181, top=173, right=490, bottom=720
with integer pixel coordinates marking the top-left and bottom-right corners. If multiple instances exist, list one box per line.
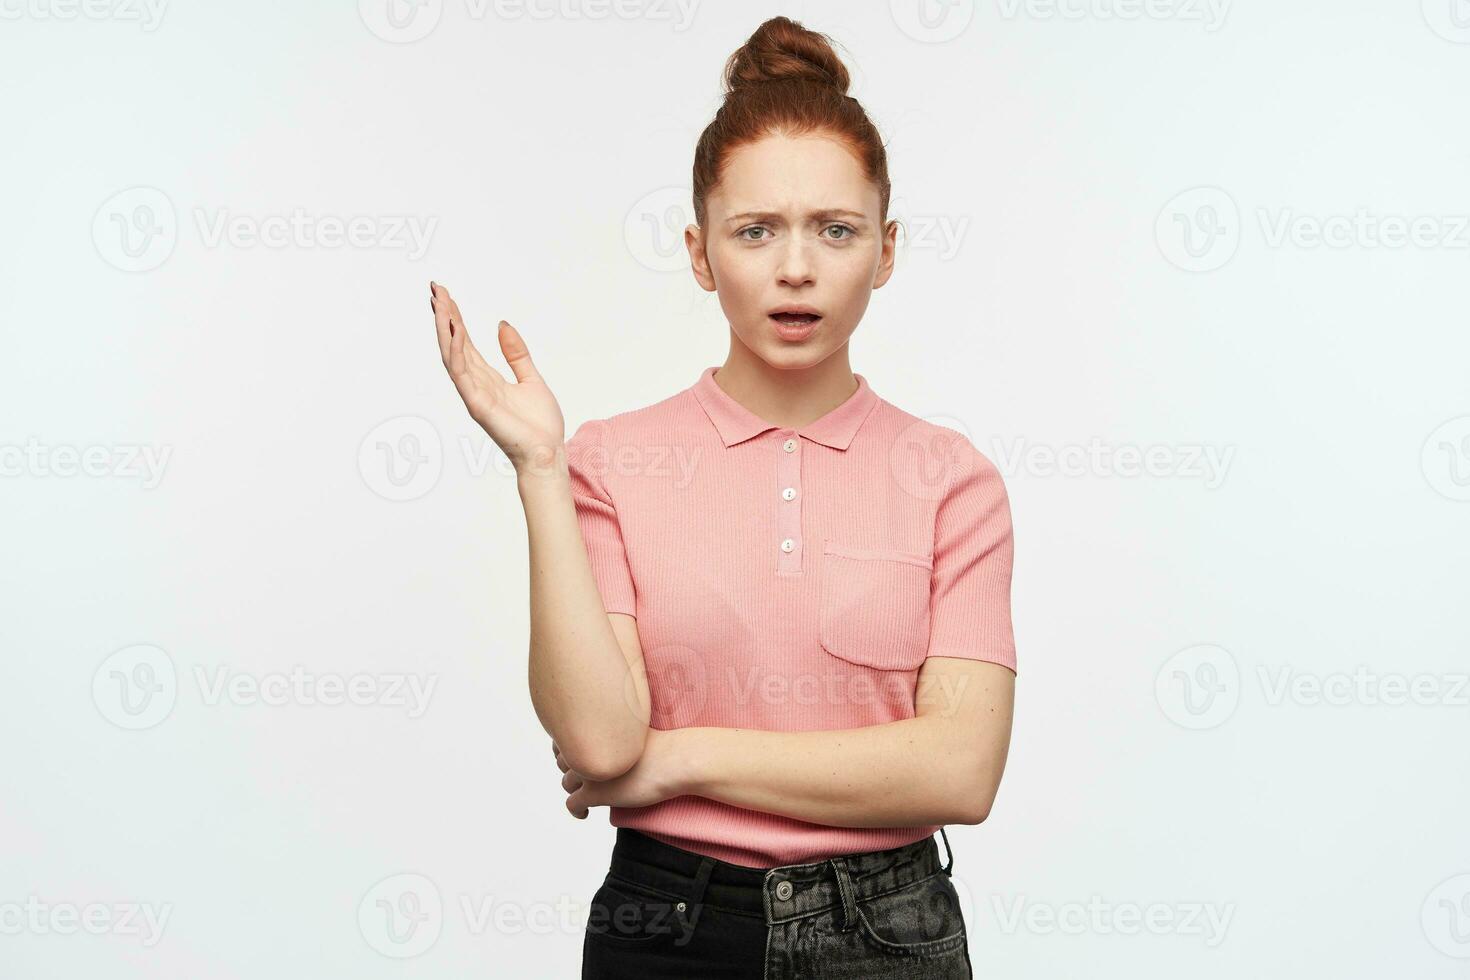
left=564, top=773, right=590, bottom=819
left=465, top=336, right=494, bottom=374
left=429, top=281, right=452, bottom=363
left=430, top=283, right=520, bottom=426
left=429, top=282, right=526, bottom=391
left=429, top=281, right=471, bottom=370
left=445, top=290, right=467, bottom=372
left=430, top=281, right=472, bottom=384
left=431, top=284, right=496, bottom=408
left=565, top=786, right=589, bottom=820
left=497, top=319, right=542, bottom=384
left=560, top=764, right=591, bottom=818
left=446, top=291, right=508, bottom=379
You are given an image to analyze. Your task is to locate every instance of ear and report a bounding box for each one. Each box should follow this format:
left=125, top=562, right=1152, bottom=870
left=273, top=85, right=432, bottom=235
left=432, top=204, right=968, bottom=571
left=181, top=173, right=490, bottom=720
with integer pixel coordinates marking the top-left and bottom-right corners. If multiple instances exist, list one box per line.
left=686, top=223, right=717, bottom=292
left=873, top=217, right=900, bottom=289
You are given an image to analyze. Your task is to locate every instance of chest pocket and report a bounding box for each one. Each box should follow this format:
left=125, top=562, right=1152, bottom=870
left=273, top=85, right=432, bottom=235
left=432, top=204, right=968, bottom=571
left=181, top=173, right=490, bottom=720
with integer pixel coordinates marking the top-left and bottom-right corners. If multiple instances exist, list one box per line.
left=818, top=540, right=934, bottom=672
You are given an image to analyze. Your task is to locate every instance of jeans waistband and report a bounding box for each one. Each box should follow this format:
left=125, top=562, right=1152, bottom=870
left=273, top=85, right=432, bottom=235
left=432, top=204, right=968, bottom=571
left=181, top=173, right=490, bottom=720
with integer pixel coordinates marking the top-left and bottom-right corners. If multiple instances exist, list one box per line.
left=607, top=828, right=955, bottom=927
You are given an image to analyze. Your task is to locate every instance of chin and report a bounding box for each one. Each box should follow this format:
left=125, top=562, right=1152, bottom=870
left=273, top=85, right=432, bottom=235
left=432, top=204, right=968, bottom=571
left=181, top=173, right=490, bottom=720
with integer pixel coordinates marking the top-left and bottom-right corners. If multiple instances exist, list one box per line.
left=755, top=344, right=835, bottom=372
left=734, top=323, right=847, bottom=369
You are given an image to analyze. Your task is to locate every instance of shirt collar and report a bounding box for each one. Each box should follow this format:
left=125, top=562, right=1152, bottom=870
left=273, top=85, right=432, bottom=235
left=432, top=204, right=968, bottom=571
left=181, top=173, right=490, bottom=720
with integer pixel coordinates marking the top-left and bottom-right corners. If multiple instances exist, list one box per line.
left=689, top=365, right=879, bottom=451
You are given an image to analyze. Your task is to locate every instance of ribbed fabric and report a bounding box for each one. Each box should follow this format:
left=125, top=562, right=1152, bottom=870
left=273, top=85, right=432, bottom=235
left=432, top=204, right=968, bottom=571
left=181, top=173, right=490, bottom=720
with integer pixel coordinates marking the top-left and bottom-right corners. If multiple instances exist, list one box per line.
left=563, top=365, right=1015, bottom=868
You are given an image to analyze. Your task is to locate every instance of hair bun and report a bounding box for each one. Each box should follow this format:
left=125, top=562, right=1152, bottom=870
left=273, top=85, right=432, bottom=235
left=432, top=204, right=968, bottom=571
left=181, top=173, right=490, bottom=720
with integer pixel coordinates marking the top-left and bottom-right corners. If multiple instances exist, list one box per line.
left=722, top=16, right=850, bottom=96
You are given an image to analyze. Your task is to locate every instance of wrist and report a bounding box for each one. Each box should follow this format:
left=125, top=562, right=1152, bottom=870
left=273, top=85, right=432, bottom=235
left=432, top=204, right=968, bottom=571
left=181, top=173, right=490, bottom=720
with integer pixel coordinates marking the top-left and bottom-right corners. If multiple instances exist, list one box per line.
left=655, top=727, right=705, bottom=799
left=516, top=445, right=569, bottom=494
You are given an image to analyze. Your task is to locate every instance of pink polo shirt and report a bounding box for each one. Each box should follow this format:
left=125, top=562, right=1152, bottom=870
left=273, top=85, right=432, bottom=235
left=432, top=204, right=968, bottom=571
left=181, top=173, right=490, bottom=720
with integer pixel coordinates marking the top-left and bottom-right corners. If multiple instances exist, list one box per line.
left=564, top=365, right=1016, bottom=868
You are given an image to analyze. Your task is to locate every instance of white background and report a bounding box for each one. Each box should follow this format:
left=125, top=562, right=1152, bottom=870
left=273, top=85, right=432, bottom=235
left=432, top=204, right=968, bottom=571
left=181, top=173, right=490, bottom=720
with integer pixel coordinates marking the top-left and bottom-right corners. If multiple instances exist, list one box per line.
left=2, top=1, right=1469, bottom=976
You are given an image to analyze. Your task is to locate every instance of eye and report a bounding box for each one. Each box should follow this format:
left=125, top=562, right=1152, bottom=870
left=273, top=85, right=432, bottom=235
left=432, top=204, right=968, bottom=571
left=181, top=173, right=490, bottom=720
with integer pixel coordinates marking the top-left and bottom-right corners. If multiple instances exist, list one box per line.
left=738, top=226, right=770, bottom=241
left=824, top=224, right=856, bottom=240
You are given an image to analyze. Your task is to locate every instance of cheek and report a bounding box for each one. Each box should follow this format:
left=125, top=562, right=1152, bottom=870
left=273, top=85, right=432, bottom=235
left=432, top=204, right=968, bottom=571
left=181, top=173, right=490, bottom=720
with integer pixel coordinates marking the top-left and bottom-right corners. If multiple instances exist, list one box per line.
left=707, top=244, right=762, bottom=292
left=707, top=249, right=768, bottom=315
left=833, top=242, right=882, bottom=284
left=824, top=254, right=878, bottom=310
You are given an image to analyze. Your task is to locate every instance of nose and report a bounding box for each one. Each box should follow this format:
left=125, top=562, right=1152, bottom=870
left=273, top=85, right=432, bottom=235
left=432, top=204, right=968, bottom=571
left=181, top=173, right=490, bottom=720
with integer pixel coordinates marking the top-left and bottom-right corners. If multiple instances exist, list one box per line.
left=775, top=238, right=815, bottom=287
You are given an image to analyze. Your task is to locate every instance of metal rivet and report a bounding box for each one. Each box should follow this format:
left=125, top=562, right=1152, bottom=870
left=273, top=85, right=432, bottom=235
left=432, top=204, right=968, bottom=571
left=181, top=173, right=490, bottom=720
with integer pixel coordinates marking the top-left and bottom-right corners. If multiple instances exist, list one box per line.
left=775, top=880, right=793, bottom=901
left=675, top=901, right=686, bottom=912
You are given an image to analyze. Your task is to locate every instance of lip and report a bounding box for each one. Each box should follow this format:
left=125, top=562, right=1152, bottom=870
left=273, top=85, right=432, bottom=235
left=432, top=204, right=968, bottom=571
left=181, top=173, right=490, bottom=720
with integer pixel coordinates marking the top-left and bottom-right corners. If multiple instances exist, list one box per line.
left=766, top=304, right=822, bottom=317
left=769, top=313, right=821, bottom=342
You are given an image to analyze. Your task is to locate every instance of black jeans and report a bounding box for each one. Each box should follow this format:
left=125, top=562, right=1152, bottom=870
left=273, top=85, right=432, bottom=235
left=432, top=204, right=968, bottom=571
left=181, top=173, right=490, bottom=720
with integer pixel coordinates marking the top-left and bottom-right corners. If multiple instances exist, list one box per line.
left=581, top=827, right=972, bottom=979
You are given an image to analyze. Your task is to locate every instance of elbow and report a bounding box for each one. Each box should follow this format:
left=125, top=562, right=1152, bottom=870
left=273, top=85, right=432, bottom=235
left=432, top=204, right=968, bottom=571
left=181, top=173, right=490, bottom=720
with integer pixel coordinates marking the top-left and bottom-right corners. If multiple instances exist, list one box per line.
left=951, top=798, right=992, bottom=826
left=560, top=728, right=648, bottom=783
left=943, top=737, right=1007, bottom=824
left=569, top=751, right=637, bottom=783
left=947, top=770, right=999, bottom=825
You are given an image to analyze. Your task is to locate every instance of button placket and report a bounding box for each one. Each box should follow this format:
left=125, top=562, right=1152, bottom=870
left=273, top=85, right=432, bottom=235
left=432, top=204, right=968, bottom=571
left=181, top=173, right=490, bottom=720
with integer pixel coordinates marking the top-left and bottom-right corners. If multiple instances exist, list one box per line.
left=776, top=430, right=802, bottom=573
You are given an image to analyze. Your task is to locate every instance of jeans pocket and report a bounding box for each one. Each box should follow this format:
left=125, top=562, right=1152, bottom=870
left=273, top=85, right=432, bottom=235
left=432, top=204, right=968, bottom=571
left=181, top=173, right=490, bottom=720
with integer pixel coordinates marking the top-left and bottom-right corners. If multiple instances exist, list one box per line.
left=850, top=872, right=968, bottom=957
left=584, top=874, right=695, bottom=948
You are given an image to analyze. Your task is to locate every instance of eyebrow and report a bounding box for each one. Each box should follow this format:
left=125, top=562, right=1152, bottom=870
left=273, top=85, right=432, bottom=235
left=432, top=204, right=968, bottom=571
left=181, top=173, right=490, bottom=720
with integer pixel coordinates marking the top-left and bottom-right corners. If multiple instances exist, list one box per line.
left=724, top=209, right=869, bottom=225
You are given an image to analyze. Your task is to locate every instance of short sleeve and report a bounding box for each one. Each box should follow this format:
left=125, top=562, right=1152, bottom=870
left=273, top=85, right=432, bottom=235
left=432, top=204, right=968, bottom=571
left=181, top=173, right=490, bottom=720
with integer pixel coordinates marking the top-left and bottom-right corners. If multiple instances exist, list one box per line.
left=925, top=431, right=1017, bottom=674
left=565, top=418, right=638, bottom=617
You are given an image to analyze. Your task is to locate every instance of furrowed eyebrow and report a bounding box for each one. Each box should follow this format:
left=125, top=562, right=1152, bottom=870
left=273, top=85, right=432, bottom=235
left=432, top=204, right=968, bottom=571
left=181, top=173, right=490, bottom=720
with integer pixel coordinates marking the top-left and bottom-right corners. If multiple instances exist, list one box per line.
left=725, top=209, right=868, bottom=225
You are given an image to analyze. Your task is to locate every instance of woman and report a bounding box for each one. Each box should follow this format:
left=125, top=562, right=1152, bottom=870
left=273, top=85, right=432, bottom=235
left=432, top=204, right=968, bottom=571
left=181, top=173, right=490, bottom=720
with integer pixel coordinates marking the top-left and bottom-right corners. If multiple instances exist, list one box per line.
left=429, top=16, right=1017, bottom=979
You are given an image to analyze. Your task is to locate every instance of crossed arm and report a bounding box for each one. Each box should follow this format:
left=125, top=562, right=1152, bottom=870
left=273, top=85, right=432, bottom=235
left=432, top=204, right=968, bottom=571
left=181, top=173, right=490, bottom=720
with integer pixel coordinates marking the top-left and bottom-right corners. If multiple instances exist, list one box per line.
left=523, top=454, right=1016, bottom=819
left=554, top=634, right=1016, bottom=828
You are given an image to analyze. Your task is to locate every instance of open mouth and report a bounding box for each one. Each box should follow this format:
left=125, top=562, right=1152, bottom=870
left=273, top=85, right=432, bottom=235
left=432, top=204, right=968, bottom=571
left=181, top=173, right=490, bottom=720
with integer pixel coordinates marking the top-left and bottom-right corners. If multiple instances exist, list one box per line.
left=768, top=309, right=823, bottom=329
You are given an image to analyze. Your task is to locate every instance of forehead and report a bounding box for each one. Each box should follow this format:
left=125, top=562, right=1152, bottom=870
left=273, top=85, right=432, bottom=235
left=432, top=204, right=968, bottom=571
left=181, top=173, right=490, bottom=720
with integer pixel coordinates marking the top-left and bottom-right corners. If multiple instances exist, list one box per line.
left=710, top=132, right=879, bottom=217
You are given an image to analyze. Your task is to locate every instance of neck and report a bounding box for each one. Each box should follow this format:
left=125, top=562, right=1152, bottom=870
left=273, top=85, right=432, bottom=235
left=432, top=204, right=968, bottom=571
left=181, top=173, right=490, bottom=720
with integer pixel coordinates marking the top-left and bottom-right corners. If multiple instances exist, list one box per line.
left=712, top=342, right=858, bottom=431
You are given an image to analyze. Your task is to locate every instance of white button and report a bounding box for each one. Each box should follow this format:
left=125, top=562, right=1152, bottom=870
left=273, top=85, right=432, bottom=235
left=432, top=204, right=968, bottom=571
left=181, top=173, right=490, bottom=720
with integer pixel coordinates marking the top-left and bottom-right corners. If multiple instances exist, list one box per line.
left=780, top=538, right=795, bottom=553
left=782, top=438, right=797, bottom=453
left=782, top=487, right=796, bottom=501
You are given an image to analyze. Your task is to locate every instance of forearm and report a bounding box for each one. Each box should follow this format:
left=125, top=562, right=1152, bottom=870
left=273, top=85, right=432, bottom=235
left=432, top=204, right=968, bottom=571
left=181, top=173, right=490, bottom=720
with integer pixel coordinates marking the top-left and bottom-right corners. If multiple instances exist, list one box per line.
left=674, top=715, right=994, bottom=828
left=520, top=454, right=648, bottom=780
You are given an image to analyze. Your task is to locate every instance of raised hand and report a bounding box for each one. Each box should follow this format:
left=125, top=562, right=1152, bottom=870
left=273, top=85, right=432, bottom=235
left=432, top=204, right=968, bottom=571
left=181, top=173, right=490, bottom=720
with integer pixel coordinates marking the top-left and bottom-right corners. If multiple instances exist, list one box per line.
left=429, top=281, right=565, bottom=473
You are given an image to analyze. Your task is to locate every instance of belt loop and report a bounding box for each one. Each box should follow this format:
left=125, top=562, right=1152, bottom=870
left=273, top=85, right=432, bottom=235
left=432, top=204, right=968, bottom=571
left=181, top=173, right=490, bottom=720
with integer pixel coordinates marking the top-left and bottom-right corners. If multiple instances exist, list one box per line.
left=688, top=857, right=715, bottom=910
left=829, top=857, right=859, bottom=932
left=938, top=827, right=955, bottom=876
